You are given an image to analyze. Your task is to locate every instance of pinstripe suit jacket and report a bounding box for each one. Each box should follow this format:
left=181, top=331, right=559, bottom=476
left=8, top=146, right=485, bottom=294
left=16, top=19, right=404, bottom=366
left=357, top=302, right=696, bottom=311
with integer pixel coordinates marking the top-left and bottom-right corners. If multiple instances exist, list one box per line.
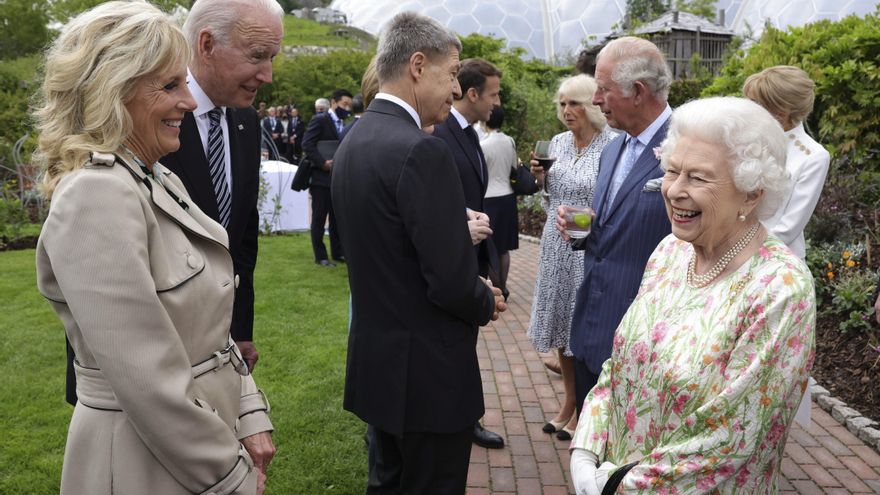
left=569, top=119, right=672, bottom=373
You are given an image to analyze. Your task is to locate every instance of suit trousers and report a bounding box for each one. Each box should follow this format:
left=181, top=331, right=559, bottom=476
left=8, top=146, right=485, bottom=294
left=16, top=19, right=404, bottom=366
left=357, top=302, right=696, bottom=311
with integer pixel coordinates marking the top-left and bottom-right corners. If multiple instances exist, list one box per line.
left=574, top=358, right=601, bottom=417
left=309, top=185, right=342, bottom=262
left=367, top=426, right=473, bottom=495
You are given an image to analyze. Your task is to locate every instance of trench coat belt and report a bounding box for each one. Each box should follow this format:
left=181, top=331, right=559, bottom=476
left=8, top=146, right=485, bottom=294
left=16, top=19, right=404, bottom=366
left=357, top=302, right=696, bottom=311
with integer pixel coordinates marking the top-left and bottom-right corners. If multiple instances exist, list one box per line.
left=73, top=343, right=249, bottom=411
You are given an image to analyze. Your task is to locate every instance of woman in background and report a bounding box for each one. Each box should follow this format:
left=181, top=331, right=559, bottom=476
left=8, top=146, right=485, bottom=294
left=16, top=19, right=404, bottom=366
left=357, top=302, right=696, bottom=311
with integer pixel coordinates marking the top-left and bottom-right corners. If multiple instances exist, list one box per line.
left=481, top=106, right=519, bottom=299
left=527, top=75, right=615, bottom=441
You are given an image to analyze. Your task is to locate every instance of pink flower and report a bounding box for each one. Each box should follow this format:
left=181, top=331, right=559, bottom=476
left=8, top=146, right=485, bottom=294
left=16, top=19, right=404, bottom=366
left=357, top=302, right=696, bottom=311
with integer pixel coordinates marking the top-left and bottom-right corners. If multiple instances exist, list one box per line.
left=696, top=473, right=716, bottom=490
left=651, top=322, right=668, bottom=343
left=632, top=341, right=650, bottom=364
left=625, top=406, right=637, bottom=430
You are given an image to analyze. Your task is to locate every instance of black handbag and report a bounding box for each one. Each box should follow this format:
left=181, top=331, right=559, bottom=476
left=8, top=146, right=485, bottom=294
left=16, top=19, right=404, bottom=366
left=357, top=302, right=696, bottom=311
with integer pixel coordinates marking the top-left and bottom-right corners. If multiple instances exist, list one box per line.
left=510, top=163, right=539, bottom=196
left=291, top=158, right=311, bottom=191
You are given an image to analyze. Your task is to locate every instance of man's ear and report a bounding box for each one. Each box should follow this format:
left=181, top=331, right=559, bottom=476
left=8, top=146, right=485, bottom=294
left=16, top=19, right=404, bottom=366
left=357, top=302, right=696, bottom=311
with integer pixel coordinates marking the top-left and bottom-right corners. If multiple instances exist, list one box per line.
left=466, top=87, right=479, bottom=103
left=631, top=80, right=647, bottom=105
left=198, top=29, right=214, bottom=59
left=409, top=52, right=427, bottom=81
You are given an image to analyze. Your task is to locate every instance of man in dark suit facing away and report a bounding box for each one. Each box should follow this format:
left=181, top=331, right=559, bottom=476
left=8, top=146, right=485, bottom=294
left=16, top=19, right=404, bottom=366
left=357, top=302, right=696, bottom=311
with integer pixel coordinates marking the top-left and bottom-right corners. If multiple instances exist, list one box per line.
left=302, top=88, right=353, bottom=267
left=332, top=11, right=506, bottom=494
left=432, top=57, right=506, bottom=450
left=559, top=36, right=673, bottom=414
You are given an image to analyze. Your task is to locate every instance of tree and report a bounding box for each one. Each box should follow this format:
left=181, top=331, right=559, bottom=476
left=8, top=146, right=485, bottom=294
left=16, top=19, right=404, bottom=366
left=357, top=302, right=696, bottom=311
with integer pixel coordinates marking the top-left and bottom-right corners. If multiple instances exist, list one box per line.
left=49, top=0, right=191, bottom=24
left=0, top=0, right=51, bottom=60
left=625, top=0, right=667, bottom=28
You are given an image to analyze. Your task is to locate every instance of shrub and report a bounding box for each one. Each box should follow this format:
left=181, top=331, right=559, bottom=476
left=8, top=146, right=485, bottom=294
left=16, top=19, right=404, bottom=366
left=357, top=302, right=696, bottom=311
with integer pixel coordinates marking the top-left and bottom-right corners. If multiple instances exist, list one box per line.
left=703, top=7, right=880, bottom=169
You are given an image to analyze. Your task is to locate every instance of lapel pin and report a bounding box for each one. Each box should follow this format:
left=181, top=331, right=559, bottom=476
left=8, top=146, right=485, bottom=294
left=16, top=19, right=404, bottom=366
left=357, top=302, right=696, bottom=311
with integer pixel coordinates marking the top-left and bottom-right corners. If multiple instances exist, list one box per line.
left=238, top=124, right=244, bottom=130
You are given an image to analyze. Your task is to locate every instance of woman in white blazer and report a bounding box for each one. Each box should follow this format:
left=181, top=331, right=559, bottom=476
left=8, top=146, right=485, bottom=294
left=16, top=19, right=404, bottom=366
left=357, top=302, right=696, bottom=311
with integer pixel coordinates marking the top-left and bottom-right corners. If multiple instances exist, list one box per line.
left=33, top=3, right=274, bottom=494
left=743, top=65, right=831, bottom=259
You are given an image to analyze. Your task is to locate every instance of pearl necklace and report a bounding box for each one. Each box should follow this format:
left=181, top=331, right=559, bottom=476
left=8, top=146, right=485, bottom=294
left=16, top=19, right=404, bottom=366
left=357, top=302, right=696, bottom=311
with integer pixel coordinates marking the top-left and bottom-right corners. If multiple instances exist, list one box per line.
left=572, top=133, right=596, bottom=160
left=687, top=223, right=759, bottom=288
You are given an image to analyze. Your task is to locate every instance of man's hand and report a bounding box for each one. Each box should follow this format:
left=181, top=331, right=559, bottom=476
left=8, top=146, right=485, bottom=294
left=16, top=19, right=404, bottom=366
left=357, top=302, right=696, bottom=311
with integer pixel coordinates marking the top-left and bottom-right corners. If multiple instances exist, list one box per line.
left=467, top=209, right=492, bottom=245
left=874, top=292, right=880, bottom=324
left=236, top=341, right=259, bottom=372
left=481, top=277, right=507, bottom=320
left=241, top=432, right=275, bottom=495
left=555, top=205, right=571, bottom=241
left=321, top=159, right=333, bottom=172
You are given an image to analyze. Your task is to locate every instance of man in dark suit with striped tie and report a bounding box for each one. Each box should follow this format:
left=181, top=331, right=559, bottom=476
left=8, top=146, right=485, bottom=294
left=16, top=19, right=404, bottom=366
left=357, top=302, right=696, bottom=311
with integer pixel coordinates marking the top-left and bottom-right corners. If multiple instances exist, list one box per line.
left=559, top=37, right=673, bottom=415
left=159, top=0, right=284, bottom=378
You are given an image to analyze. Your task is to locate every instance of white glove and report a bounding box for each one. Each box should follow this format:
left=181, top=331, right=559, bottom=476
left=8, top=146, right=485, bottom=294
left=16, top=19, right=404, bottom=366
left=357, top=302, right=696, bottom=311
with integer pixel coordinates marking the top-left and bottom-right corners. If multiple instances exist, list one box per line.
left=571, top=449, right=601, bottom=495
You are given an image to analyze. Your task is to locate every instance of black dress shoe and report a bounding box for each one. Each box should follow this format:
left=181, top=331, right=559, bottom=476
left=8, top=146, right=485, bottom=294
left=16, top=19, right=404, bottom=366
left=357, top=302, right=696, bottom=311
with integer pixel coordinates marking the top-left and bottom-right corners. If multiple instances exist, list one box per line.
left=316, top=259, right=336, bottom=267
left=473, top=422, right=504, bottom=449
left=332, top=256, right=346, bottom=263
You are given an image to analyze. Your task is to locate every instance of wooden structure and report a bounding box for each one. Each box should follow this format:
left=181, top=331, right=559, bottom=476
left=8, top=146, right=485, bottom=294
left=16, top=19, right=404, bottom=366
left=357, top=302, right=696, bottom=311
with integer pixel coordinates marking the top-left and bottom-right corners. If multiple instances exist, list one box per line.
left=600, top=11, right=735, bottom=79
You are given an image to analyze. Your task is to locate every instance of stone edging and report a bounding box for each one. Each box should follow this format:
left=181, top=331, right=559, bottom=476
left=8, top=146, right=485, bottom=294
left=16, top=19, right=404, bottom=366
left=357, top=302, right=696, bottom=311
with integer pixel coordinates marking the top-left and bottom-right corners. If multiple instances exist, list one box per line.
left=517, top=234, right=880, bottom=454
left=811, top=378, right=880, bottom=453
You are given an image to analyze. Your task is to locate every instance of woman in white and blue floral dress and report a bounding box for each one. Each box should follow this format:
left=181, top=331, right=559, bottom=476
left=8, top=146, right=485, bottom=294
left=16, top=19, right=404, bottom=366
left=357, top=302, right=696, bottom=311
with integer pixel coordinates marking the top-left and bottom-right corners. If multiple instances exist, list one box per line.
left=528, top=74, right=615, bottom=440
left=570, top=97, right=815, bottom=494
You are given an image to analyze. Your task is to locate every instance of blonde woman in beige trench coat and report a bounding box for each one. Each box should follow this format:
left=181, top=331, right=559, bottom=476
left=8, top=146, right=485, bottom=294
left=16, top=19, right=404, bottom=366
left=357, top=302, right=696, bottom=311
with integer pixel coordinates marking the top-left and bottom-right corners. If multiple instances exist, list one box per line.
left=33, top=3, right=274, bottom=494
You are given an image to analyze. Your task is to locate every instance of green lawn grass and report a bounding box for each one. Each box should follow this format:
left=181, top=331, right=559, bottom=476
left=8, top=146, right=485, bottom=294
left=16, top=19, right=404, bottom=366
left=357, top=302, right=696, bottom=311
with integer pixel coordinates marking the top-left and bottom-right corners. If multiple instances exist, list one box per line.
left=0, top=233, right=367, bottom=493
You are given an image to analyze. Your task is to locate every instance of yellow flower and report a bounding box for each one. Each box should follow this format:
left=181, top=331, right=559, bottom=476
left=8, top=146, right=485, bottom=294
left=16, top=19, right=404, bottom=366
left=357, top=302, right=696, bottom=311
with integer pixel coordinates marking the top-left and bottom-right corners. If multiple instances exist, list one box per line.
left=827, top=262, right=833, bottom=269
left=827, top=271, right=835, bottom=280
left=783, top=272, right=794, bottom=285
left=843, top=250, right=851, bottom=259
left=846, top=259, right=855, bottom=267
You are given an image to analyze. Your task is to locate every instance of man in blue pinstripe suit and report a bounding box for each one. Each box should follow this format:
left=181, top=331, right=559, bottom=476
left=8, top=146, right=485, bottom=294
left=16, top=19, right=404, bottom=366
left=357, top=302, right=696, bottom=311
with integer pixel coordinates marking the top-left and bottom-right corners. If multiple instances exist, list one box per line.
left=560, top=37, right=673, bottom=414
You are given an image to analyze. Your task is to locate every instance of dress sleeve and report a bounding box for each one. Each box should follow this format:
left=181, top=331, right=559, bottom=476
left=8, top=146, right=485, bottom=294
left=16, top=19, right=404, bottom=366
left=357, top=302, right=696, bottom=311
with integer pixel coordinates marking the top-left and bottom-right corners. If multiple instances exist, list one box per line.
left=619, top=267, right=816, bottom=492
left=571, top=357, right=615, bottom=455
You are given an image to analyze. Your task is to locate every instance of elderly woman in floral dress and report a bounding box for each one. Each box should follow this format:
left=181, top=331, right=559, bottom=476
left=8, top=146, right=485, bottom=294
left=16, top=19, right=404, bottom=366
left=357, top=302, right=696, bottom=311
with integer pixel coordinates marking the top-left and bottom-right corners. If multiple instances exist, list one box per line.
left=570, top=97, right=815, bottom=494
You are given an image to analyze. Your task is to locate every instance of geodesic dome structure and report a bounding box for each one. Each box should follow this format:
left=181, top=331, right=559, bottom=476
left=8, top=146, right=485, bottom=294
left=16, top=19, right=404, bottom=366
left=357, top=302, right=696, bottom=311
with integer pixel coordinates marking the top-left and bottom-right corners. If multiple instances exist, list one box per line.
left=329, top=0, right=879, bottom=61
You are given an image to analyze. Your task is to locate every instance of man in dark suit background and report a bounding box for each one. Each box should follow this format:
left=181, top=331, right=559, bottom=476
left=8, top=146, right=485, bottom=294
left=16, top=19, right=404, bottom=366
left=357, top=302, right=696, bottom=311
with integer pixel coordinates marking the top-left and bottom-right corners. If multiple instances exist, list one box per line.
left=559, top=36, right=673, bottom=414
left=262, top=106, right=285, bottom=158
left=432, top=57, right=506, bottom=450
left=332, top=11, right=506, bottom=493
left=302, top=88, right=353, bottom=267
left=286, top=107, right=305, bottom=163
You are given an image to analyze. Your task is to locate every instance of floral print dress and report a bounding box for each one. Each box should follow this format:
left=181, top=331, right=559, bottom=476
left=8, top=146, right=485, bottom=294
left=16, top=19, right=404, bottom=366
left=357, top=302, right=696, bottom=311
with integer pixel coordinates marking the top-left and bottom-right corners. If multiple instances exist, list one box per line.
left=528, top=128, right=615, bottom=355
left=572, top=234, right=816, bottom=494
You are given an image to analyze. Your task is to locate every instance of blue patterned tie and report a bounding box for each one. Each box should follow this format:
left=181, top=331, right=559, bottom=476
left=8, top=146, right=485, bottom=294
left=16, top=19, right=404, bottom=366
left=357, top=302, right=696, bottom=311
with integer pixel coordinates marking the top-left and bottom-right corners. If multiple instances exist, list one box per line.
left=606, top=136, right=640, bottom=210
left=207, top=107, right=232, bottom=228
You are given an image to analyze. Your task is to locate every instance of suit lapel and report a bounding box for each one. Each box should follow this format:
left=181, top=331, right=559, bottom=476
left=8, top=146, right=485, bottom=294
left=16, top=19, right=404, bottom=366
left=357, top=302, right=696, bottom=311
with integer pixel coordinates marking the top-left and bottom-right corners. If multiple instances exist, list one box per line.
left=226, top=108, right=247, bottom=229
left=592, top=134, right=627, bottom=216
left=446, top=114, right=484, bottom=187
left=601, top=119, right=670, bottom=222
left=117, top=155, right=223, bottom=244
left=165, top=113, right=221, bottom=220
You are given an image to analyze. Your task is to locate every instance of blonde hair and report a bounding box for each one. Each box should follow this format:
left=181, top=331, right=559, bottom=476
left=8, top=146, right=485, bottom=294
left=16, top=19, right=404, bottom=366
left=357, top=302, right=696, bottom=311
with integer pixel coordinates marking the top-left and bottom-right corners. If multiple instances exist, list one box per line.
left=33, top=1, right=189, bottom=198
left=361, top=56, right=379, bottom=108
left=554, top=74, right=606, bottom=132
left=742, top=65, right=816, bottom=126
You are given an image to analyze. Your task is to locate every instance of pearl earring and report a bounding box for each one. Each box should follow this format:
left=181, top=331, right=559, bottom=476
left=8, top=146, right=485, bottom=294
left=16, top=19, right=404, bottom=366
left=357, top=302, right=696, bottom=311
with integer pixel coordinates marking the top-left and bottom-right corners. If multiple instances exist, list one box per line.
left=737, top=212, right=746, bottom=222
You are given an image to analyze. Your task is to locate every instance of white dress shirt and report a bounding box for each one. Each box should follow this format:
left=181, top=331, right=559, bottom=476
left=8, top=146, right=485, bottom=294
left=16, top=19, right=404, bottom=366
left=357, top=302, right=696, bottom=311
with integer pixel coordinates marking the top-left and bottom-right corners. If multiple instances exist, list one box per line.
left=186, top=69, right=232, bottom=194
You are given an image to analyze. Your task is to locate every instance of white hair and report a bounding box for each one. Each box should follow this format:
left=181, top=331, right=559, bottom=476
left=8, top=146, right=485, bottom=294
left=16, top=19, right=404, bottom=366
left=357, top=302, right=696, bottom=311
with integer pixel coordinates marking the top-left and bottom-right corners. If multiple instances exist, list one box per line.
left=315, top=98, right=330, bottom=112
left=598, top=36, right=672, bottom=101
left=184, top=0, right=283, bottom=49
left=659, top=97, right=790, bottom=220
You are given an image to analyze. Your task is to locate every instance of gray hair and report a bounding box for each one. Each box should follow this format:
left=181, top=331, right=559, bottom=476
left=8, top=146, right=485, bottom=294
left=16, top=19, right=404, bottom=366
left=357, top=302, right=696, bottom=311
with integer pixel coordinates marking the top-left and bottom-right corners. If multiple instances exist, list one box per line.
left=184, top=0, right=283, bottom=49
left=315, top=98, right=330, bottom=112
left=598, top=36, right=672, bottom=101
left=554, top=74, right=606, bottom=132
left=659, top=97, right=790, bottom=220
left=375, top=11, right=462, bottom=85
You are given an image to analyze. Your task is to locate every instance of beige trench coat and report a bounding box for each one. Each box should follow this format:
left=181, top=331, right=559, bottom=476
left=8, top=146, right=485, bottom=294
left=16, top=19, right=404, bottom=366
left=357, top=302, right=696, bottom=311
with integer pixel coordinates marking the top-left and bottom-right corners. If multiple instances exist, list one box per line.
left=36, top=152, right=272, bottom=495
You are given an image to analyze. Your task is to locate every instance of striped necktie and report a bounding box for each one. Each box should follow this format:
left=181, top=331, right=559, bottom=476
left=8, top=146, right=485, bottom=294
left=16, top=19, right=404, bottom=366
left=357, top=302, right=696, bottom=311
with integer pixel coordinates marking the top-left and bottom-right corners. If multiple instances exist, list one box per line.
left=207, top=107, right=232, bottom=228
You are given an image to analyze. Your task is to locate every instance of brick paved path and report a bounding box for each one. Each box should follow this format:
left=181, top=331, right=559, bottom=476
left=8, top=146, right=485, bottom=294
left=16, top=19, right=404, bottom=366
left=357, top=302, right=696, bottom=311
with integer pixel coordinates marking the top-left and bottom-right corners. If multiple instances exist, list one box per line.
left=467, top=240, right=880, bottom=495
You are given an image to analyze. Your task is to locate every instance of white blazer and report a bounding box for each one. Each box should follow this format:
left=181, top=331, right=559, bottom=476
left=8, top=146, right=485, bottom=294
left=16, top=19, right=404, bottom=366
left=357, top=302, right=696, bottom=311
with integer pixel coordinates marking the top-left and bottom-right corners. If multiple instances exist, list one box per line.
left=763, top=122, right=830, bottom=258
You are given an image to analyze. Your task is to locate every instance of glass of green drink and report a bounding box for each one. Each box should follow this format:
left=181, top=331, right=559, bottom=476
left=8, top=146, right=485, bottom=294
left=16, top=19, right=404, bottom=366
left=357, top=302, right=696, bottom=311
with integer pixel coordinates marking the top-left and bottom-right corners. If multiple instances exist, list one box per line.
left=561, top=205, right=594, bottom=238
